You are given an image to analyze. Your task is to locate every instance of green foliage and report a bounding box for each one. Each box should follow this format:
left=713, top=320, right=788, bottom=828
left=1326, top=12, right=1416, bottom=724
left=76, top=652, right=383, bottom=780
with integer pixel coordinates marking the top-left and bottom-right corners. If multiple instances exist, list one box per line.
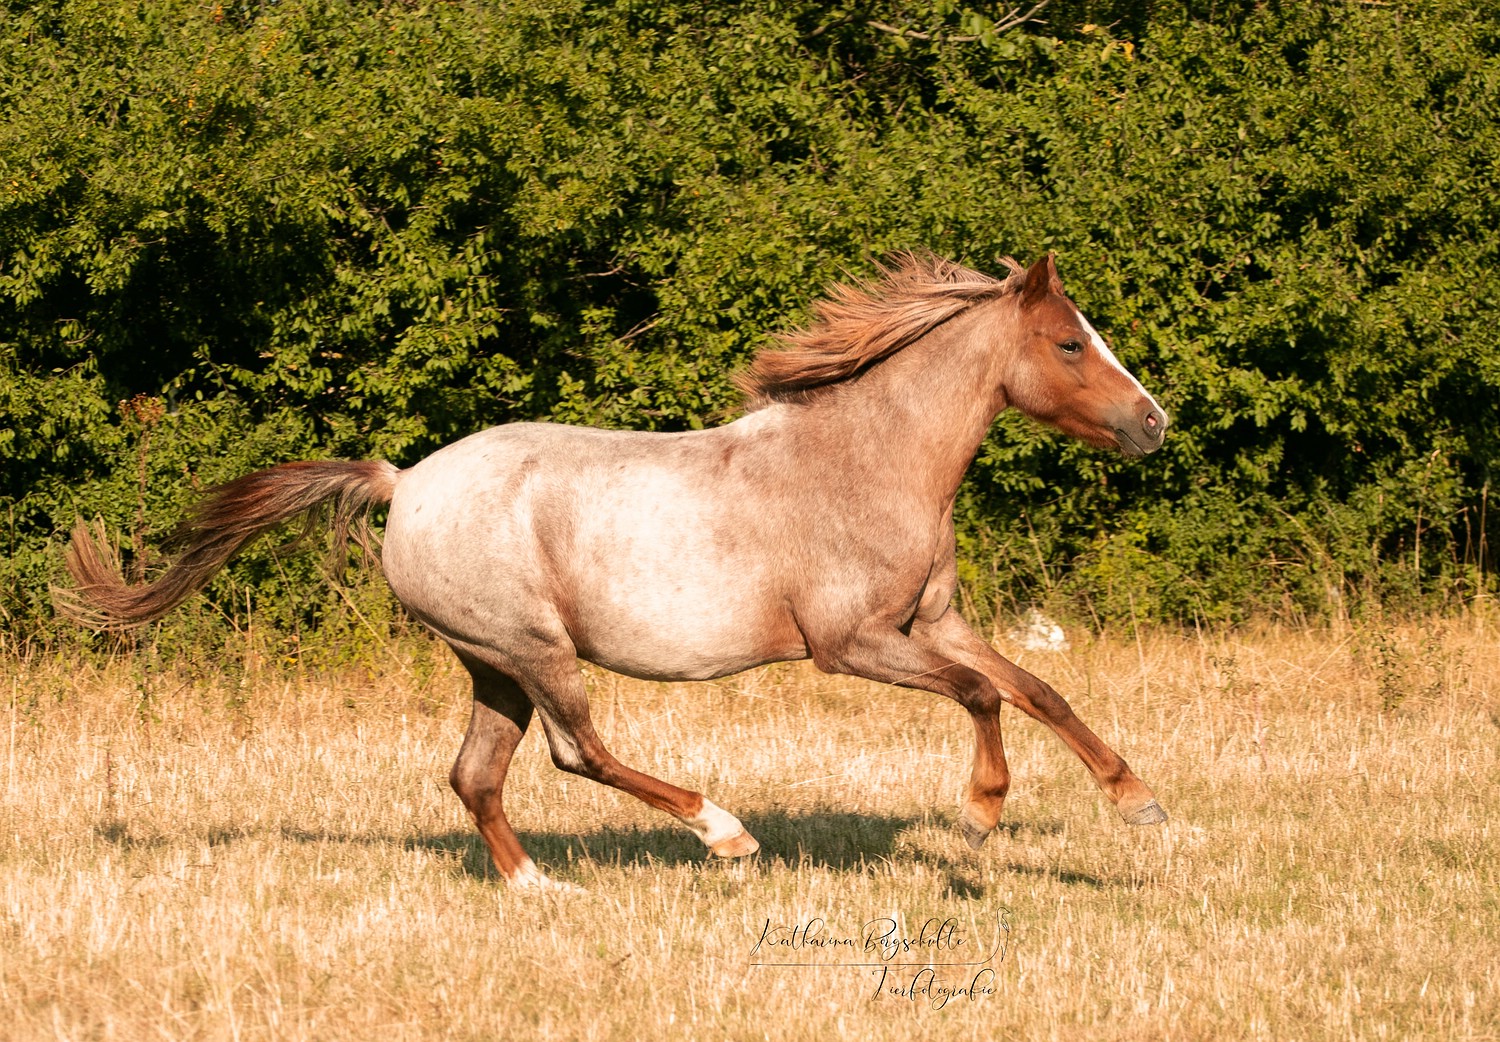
left=2, top=0, right=1497, bottom=649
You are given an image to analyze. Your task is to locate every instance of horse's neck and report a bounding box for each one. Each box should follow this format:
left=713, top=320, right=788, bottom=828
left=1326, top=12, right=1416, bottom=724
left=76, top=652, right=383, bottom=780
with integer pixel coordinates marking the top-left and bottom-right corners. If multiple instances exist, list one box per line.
left=798, top=310, right=1008, bottom=505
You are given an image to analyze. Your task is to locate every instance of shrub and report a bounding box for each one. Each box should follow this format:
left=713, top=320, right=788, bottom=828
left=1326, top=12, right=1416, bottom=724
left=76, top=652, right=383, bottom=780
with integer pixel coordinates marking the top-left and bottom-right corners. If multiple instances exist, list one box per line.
left=3, top=0, right=1496, bottom=648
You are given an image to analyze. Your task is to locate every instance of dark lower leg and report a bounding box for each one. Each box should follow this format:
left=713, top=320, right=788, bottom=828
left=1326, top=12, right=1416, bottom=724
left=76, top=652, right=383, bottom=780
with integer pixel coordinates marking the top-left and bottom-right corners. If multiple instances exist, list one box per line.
left=1006, top=666, right=1163, bottom=820
left=811, top=622, right=1012, bottom=845
left=449, top=661, right=547, bottom=884
left=921, top=614, right=1165, bottom=823
left=958, top=712, right=1011, bottom=847
left=526, top=668, right=759, bottom=857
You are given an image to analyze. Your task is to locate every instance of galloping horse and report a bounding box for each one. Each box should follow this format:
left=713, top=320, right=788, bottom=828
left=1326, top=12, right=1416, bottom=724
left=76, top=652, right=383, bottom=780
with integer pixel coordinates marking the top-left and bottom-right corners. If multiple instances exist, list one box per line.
left=60, top=252, right=1170, bottom=889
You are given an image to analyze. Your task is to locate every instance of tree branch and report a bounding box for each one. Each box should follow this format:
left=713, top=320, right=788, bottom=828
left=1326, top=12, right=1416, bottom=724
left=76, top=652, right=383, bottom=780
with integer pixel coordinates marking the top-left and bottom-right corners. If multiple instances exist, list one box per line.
left=816, top=1, right=1052, bottom=44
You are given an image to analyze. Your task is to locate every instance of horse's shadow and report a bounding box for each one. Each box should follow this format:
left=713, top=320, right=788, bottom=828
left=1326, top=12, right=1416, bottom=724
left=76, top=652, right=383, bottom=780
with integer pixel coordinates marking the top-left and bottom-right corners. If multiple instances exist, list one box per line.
left=388, top=809, right=919, bottom=879
left=97, top=810, right=1115, bottom=893
left=387, top=810, right=1103, bottom=894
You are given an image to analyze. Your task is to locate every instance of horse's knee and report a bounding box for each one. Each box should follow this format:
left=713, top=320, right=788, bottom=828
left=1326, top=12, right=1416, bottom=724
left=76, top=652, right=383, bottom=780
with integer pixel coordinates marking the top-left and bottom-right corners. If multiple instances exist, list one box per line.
left=967, top=678, right=1005, bottom=716
left=1038, top=687, right=1076, bottom=723
left=1012, top=675, right=1074, bottom=723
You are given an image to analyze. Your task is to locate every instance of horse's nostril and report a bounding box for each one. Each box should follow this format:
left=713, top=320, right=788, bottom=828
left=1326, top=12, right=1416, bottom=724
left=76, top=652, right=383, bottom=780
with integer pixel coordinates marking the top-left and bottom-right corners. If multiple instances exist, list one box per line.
left=1137, top=409, right=1168, bottom=448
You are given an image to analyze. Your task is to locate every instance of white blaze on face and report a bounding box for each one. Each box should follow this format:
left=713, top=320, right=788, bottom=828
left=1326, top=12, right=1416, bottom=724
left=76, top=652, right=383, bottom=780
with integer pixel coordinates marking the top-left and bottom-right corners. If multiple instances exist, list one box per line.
left=1074, top=307, right=1167, bottom=419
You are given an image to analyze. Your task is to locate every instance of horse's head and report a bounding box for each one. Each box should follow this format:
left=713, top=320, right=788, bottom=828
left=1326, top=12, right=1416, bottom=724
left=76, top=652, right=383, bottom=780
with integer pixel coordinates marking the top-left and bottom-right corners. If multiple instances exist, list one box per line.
left=1002, top=255, right=1167, bottom=457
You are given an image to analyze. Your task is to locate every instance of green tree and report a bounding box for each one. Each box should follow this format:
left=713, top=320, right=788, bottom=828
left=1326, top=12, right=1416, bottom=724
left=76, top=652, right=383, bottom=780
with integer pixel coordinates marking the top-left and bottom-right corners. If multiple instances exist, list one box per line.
left=3, top=0, right=1496, bottom=646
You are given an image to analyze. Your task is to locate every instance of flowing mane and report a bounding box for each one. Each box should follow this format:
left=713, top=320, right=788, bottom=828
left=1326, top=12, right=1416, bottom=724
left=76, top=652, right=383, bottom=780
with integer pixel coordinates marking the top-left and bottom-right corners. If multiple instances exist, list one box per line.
left=736, top=251, right=1025, bottom=409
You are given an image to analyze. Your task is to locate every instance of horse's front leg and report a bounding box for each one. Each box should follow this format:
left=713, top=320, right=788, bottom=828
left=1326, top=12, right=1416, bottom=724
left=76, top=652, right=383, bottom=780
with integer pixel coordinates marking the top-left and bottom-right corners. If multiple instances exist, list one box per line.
left=809, top=621, right=1012, bottom=850
left=914, top=611, right=1166, bottom=841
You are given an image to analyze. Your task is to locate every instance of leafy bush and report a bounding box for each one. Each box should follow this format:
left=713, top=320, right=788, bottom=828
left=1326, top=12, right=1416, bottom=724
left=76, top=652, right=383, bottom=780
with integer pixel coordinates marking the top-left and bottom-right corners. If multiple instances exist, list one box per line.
left=3, top=0, right=1496, bottom=648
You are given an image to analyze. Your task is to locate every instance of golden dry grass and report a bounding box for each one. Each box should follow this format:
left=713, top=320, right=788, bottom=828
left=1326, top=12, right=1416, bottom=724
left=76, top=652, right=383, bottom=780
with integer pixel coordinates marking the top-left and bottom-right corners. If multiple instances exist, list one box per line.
left=3, top=615, right=1499, bottom=1041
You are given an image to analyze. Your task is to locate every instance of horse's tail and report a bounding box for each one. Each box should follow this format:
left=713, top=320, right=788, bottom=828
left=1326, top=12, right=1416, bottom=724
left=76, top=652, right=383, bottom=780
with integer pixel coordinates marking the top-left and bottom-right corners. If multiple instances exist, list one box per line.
left=55, top=459, right=399, bottom=631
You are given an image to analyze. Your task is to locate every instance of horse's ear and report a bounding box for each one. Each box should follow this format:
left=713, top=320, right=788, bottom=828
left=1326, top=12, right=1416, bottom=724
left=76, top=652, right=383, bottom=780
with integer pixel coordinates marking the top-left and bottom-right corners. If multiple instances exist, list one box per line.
left=1021, top=252, right=1063, bottom=309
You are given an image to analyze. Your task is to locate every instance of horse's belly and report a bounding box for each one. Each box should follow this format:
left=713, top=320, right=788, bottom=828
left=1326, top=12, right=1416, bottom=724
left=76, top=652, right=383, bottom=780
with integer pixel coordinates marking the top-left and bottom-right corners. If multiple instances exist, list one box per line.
left=569, top=591, right=807, bottom=682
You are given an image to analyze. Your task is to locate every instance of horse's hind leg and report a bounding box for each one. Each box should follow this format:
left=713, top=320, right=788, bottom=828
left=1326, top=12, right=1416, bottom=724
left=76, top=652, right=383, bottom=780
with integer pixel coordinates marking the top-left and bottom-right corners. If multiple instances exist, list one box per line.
left=519, top=653, right=759, bottom=859
left=449, top=654, right=571, bottom=889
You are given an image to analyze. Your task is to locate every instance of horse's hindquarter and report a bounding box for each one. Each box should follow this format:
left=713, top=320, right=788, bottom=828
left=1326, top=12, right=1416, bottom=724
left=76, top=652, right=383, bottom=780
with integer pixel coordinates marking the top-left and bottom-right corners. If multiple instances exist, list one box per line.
left=382, top=421, right=808, bottom=681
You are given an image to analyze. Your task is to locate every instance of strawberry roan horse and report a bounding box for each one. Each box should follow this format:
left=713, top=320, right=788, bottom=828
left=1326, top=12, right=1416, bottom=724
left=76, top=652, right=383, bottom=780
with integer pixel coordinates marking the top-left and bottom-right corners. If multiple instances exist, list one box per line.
left=60, top=253, right=1170, bottom=889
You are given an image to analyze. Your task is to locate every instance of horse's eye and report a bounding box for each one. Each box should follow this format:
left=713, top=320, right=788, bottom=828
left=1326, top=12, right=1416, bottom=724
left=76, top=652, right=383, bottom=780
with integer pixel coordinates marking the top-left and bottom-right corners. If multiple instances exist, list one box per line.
left=1060, top=339, right=1083, bottom=355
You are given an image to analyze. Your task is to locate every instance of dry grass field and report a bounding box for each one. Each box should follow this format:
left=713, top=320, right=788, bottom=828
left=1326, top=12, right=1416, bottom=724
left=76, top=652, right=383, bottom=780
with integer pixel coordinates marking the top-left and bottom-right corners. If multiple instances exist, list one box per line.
left=3, top=614, right=1499, bottom=1041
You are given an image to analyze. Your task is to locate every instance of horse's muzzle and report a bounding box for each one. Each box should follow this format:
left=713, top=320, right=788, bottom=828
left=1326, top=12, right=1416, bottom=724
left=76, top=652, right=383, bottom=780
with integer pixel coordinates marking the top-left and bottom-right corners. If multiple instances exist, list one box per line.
left=1113, top=405, right=1169, bottom=457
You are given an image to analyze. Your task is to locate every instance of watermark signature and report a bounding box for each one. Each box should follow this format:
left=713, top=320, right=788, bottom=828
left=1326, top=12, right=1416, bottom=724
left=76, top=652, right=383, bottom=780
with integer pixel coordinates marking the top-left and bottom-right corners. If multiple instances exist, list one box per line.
left=747, top=911, right=1011, bottom=1008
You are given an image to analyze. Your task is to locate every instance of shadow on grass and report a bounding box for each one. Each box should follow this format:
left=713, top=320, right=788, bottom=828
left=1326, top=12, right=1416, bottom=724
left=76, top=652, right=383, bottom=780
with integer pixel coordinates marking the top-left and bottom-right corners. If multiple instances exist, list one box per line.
left=92, top=820, right=257, bottom=849
left=92, top=810, right=1117, bottom=892
left=887, top=821, right=1112, bottom=894
left=1001, top=862, right=1112, bottom=889
left=402, top=808, right=928, bottom=879
left=398, top=809, right=1096, bottom=894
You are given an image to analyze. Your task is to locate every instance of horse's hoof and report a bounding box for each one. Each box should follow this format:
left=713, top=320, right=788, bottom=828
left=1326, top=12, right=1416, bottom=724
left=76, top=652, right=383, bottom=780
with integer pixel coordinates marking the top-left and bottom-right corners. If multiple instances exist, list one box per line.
left=710, top=830, right=760, bottom=858
left=958, top=807, right=994, bottom=850
left=507, top=861, right=586, bottom=893
left=1120, top=799, right=1168, bottom=825
left=538, top=876, right=587, bottom=894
